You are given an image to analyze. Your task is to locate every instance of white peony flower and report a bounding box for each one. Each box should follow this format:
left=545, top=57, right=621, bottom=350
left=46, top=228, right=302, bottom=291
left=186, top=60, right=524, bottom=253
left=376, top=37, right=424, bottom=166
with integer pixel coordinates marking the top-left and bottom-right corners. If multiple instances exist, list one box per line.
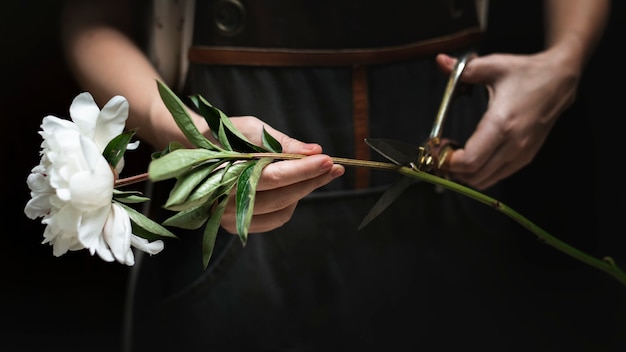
left=24, top=93, right=162, bottom=265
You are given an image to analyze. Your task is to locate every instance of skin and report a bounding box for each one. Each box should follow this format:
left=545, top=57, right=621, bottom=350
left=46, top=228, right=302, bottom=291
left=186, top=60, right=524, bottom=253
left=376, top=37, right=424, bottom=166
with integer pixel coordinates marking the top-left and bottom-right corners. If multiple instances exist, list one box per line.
left=438, top=0, right=610, bottom=190
left=61, top=0, right=609, bottom=233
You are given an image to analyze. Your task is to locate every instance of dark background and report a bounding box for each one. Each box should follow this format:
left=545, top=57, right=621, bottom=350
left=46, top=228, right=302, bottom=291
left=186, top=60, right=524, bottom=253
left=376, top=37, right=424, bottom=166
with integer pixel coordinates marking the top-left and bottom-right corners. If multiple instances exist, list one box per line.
left=1, top=1, right=624, bottom=351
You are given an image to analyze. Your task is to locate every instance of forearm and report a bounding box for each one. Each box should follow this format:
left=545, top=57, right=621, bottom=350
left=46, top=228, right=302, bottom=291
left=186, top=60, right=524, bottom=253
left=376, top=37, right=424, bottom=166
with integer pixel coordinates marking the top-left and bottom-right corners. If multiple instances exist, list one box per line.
left=60, top=0, right=201, bottom=149
left=543, top=0, right=610, bottom=72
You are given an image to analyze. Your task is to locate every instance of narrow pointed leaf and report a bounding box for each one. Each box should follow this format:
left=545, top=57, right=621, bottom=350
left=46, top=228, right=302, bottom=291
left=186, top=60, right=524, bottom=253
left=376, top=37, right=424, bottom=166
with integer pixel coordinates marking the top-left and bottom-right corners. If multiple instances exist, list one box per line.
left=217, top=120, right=232, bottom=151
left=164, top=161, right=247, bottom=211
left=165, top=162, right=225, bottom=208
left=221, top=120, right=269, bottom=153
left=112, top=189, right=150, bottom=204
left=148, top=148, right=229, bottom=181
left=117, top=202, right=178, bottom=240
left=102, top=129, right=137, bottom=168
left=163, top=201, right=213, bottom=230
left=202, top=195, right=230, bottom=269
left=156, top=80, right=220, bottom=150
left=235, top=158, right=274, bottom=244
left=164, top=169, right=224, bottom=211
left=188, top=94, right=222, bottom=140
left=190, top=94, right=268, bottom=153
left=190, top=161, right=252, bottom=209
left=151, top=141, right=186, bottom=159
left=262, top=126, right=282, bottom=153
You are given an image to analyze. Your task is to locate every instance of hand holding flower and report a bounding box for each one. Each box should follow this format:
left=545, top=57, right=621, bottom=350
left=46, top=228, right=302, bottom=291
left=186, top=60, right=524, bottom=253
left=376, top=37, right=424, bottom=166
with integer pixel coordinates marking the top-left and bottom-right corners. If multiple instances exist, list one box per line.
left=219, top=116, right=344, bottom=234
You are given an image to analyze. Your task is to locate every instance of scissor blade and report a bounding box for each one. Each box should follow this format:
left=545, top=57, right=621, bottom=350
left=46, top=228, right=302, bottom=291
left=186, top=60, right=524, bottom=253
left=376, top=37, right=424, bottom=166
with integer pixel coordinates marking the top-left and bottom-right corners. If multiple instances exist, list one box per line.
left=358, top=175, right=417, bottom=230
left=365, top=138, right=422, bottom=166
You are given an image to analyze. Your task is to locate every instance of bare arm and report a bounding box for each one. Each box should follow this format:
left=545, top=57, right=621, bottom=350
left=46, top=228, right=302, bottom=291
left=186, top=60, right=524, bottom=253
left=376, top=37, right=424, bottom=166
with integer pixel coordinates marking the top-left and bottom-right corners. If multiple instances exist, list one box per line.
left=61, top=0, right=197, bottom=149
left=543, top=0, right=610, bottom=71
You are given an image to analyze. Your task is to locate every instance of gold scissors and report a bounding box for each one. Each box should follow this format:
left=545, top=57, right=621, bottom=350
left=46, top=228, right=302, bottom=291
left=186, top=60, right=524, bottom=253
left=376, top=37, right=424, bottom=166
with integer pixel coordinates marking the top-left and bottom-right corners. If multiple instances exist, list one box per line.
left=359, top=52, right=474, bottom=229
left=416, top=51, right=474, bottom=174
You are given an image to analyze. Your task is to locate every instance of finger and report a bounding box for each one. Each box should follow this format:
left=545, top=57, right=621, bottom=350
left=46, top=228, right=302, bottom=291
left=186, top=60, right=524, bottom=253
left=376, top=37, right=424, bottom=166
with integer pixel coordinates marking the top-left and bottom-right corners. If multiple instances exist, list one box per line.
left=472, top=162, right=518, bottom=190
left=221, top=202, right=298, bottom=234
left=454, top=130, right=536, bottom=190
left=447, top=118, right=504, bottom=175
left=453, top=151, right=512, bottom=191
left=220, top=158, right=345, bottom=233
left=249, top=166, right=342, bottom=216
left=436, top=53, right=505, bottom=85
left=255, top=154, right=343, bottom=191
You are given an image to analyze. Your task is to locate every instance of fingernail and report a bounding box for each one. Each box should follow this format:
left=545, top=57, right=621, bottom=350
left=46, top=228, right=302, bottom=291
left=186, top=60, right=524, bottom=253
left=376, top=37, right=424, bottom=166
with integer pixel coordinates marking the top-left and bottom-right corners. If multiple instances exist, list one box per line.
left=320, top=160, right=333, bottom=172
left=330, top=165, right=344, bottom=178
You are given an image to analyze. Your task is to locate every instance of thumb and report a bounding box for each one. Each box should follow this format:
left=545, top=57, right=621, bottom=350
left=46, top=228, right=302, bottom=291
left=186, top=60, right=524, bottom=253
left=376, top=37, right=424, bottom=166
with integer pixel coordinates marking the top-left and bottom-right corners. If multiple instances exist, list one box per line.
left=435, top=53, right=497, bottom=85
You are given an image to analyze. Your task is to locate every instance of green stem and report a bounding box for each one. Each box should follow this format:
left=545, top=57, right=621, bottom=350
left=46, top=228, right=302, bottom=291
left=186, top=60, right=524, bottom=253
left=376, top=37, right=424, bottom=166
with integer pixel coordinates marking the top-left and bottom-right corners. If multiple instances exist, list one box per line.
left=259, top=153, right=626, bottom=286
left=394, top=165, right=626, bottom=287
left=117, top=152, right=626, bottom=286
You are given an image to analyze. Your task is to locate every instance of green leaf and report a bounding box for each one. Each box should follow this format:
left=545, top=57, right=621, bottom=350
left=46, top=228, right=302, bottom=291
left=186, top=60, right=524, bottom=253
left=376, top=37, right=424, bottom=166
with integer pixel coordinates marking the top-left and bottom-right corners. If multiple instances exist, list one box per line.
left=148, top=148, right=230, bottom=181
left=220, top=160, right=250, bottom=184
left=222, top=120, right=269, bottom=153
left=217, top=121, right=232, bottom=151
left=235, top=157, right=274, bottom=244
left=116, top=202, right=178, bottom=240
left=202, top=195, right=230, bottom=269
left=164, top=161, right=249, bottom=211
left=102, top=129, right=137, bottom=169
left=164, top=167, right=225, bottom=211
left=262, top=126, right=282, bottom=153
left=112, top=189, right=150, bottom=204
left=188, top=94, right=222, bottom=141
left=151, top=141, right=186, bottom=159
left=189, top=94, right=268, bottom=153
left=156, top=80, right=220, bottom=151
left=163, top=201, right=213, bottom=230
left=164, top=161, right=225, bottom=208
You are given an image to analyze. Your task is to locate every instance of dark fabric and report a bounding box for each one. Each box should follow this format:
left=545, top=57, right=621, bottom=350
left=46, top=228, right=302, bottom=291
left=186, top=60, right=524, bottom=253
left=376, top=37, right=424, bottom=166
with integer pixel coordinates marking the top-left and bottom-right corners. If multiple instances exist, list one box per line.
left=194, top=0, right=481, bottom=49
left=123, top=1, right=626, bottom=351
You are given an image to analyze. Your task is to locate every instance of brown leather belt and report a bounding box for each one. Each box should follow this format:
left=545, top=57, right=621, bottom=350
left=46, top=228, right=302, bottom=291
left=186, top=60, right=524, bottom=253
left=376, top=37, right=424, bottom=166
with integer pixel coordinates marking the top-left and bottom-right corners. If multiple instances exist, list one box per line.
left=188, top=28, right=482, bottom=189
left=189, top=28, right=482, bottom=67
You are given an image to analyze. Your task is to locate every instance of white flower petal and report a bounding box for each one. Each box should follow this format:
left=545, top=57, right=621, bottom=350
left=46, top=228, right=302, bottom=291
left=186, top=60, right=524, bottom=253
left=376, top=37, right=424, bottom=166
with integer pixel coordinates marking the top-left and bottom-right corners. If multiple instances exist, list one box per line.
left=94, top=235, right=115, bottom=263
left=26, top=170, right=50, bottom=194
left=70, top=170, right=113, bottom=210
left=68, top=135, right=114, bottom=210
left=41, top=115, right=80, bottom=136
left=50, top=236, right=74, bottom=257
left=95, top=95, right=129, bottom=151
left=24, top=194, right=52, bottom=219
left=69, top=92, right=100, bottom=140
left=127, top=140, right=140, bottom=151
left=131, top=235, right=164, bottom=256
left=104, top=204, right=133, bottom=265
left=78, top=206, right=110, bottom=253
left=24, top=170, right=54, bottom=219
left=51, top=204, right=82, bottom=235
left=42, top=218, right=84, bottom=256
